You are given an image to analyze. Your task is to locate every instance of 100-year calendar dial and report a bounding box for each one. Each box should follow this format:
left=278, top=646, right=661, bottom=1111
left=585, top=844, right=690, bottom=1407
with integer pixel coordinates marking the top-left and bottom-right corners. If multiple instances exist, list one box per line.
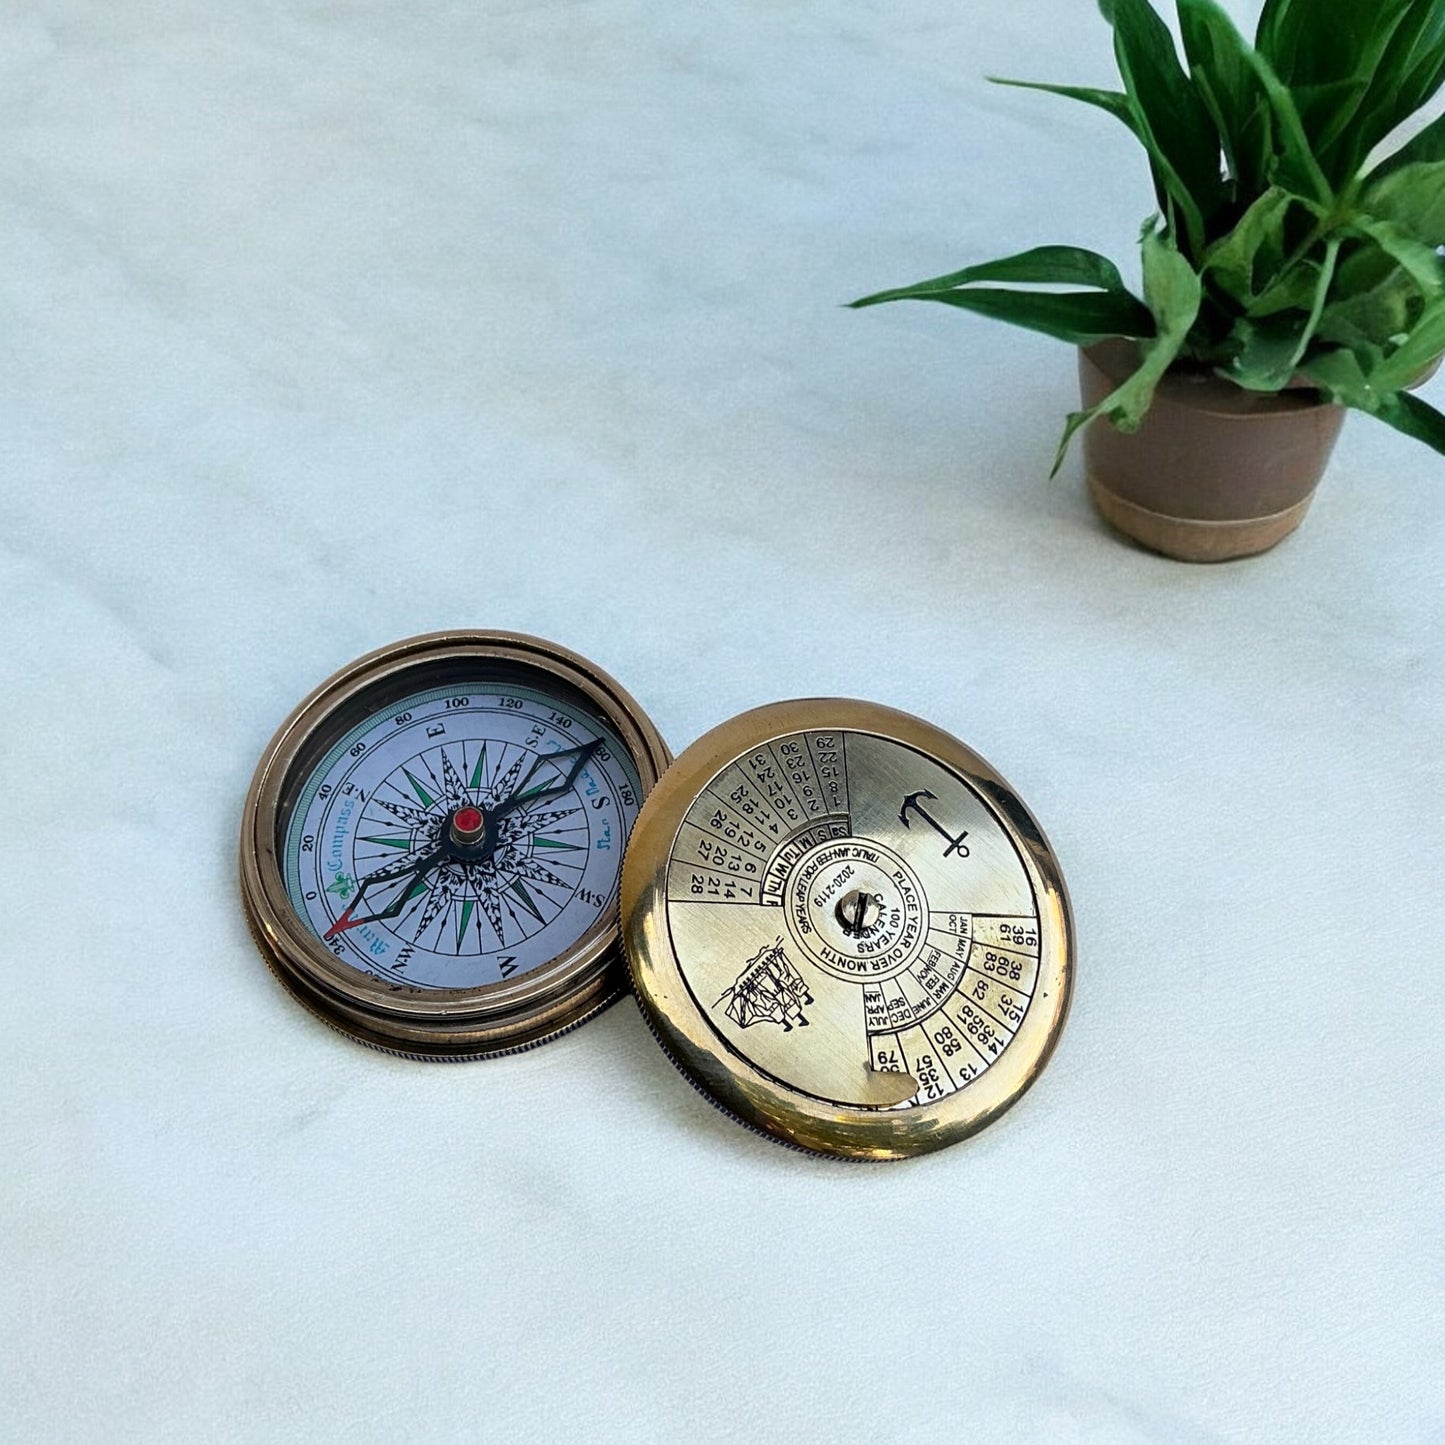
left=624, top=699, right=1072, bottom=1158
left=666, top=730, right=1040, bottom=1107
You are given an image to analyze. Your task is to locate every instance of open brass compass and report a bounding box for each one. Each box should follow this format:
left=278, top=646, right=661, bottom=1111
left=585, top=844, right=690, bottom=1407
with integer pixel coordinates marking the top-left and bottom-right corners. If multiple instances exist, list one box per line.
left=239, top=632, right=669, bottom=1058
left=621, top=700, right=1073, bottom=1160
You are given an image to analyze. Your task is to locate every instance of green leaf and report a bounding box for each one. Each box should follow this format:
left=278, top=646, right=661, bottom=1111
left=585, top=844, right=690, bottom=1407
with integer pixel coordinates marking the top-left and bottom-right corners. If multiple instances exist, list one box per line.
left=1315, top=223, right=1439, bottom=350
left=1351, top=5, right=1445, bottom=172
left=1256, top=0, right=1427, bottom=182
left=1317, top=269, right=1422, bottom=349
left=1202, top=187, right=1297, bottom=306
left=848, top=245, right=1156, bottom=344
left=1345, top=217, right=1445, bottom=298
left=1107, top=0, right=1225, bottom=256
left=1199, top=185, right=1326, bottom=319
left=1177, top=0, right=1272, bottom=191
left=988, top=78, right=1141, bottom=138
left=1374, top=293, right=1445, bottom=390
left=1376, top=109, right=1445, bottom=176
left=1249, top=261, right=1325, bottom=318
left=1254, top=0, right=1295, bottom=71
left=1285, top=233, right=1340, bottom=371
left=1190, top=26, right=1323, bottom=202
left=1303, top=345, right=1445, bottom=454
left=1221, top=235, right=1339, bottom=388
left=1361, top=161, right=1445, bottom=247
left=1226, top=317, right=1309, bottom=389
left=1308, top=291, right=1445, bottom=394
left=1376, top=391, right=1445, bottom=454
left=849, top=246, right=1133, bottom=303
left=1302, top=345, right=1377, bottom=400
left=852, top=286, right=1155, bottom=346
left=1256, top=0, right=1413, bottom=90
left=1237, top=45, right=1333, bottom=202
left=1292, top=79, right=1376, bottom=171
left=1051, top=224, right=1203, bottom=474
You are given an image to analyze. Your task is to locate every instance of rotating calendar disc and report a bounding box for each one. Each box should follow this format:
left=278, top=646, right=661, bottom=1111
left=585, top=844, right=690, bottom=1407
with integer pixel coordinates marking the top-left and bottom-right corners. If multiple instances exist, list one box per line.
left=240, top=632, right=669, bottom=1058
left=621, top=699, right=1073, bottom=1159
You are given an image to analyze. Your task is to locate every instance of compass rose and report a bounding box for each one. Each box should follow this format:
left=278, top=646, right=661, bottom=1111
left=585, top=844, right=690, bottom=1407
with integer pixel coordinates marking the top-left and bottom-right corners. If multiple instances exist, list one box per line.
left=325, top=739, right=602, bottom=953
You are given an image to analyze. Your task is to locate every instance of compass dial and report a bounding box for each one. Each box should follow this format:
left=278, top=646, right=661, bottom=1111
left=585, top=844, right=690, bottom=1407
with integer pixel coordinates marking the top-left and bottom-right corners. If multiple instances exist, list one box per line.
left=240, top=632, right=669, bottom=1059
left=623, top=700, right=1072, bottom=1159
left=284, top=684, right=641, bottom=990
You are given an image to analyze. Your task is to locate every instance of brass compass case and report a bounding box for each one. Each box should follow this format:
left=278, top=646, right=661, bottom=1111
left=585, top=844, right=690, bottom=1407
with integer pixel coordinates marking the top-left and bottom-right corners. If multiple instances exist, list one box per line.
left=240, top=631, right=670, bottom=1059
left=622, top=699, right=1073, bottom=1160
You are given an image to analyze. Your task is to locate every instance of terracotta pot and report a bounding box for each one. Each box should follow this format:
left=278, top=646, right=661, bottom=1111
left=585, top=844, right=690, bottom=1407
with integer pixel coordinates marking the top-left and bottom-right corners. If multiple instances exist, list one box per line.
left=1078, top=339, right=1346, bottom=562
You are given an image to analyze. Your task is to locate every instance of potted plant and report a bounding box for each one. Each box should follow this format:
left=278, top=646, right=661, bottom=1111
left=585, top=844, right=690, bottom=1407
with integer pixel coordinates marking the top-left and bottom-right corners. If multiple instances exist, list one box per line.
left=851, top=0, right=1445, bottom=561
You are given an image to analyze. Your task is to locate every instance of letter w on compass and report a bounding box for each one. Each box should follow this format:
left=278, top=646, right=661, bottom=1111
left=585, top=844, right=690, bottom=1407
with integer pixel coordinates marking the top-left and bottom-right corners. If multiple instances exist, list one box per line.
left=716, top=939, right=814, bottom=1032
left=899, top=789, right=970, bottom=858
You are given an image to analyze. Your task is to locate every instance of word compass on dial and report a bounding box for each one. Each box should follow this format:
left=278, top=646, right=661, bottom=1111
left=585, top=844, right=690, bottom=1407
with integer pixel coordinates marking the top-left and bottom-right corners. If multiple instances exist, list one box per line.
left=622, top=699, right=1074, bottom=1160
left=240, top=633, right=669, bottom=1058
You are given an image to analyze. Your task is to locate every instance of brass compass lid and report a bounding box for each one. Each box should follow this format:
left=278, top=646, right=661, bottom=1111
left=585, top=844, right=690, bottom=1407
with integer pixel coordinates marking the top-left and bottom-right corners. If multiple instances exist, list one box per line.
left=621, top=699, right=1074, bottom=1160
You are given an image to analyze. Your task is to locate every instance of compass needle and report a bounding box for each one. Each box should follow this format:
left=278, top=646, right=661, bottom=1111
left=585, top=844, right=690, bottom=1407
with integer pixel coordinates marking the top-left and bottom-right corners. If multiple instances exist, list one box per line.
left=494, top=739, right=603, bottom=816
left=322, top=845, right=446, bottom=939
left=241, top=632, right=667, bottom=1058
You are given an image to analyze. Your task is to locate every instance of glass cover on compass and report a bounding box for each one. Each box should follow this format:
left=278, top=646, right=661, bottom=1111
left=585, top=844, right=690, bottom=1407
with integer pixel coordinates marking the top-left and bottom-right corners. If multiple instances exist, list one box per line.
left=284, top=683, right=641, bottom=988
left=240, top=632, right=670, bottom=1059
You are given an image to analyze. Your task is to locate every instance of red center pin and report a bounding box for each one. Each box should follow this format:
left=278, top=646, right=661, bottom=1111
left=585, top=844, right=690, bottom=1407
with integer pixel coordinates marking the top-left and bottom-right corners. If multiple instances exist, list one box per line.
left=450, top=806, right=486, bottom=844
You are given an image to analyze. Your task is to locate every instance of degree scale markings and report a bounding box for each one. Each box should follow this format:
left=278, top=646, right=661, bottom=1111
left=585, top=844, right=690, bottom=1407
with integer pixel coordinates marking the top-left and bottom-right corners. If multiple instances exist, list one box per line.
left=282, top=683, right=642, bottom=991
left=662, top=729, right=1043, bottom=1111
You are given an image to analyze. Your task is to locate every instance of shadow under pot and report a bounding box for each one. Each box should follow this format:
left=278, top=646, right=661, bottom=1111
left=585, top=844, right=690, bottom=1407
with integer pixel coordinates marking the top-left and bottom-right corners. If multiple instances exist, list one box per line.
left=1078, top=338, right=1346, bottom=563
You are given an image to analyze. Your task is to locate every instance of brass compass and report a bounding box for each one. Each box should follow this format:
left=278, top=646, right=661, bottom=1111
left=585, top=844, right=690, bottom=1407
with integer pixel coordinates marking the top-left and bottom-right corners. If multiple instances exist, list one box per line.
left=239, top=632, right=669, bottom=1058
left=241, top=639, right=1072, bottom=1156
left=621, top=699, right=1073, bottom=1160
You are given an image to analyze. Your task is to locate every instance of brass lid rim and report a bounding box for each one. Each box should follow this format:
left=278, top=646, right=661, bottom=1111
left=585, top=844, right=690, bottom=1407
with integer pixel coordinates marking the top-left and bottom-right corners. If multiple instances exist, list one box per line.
left=621, top=698, right=1074, bottom=1159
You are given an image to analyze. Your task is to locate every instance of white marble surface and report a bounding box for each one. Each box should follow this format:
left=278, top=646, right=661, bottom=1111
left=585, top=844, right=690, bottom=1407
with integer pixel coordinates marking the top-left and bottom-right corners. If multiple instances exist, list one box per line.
left=3, top=1, right=1443, bottom=1440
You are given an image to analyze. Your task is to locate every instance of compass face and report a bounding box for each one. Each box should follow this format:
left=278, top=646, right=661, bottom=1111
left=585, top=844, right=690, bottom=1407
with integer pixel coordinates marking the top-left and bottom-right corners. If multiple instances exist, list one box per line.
left=282, top=682, right=642, bottom=990
left=623, top=699, right=1072, bottom=1158
left=241, top=632, right=670, bottom=1059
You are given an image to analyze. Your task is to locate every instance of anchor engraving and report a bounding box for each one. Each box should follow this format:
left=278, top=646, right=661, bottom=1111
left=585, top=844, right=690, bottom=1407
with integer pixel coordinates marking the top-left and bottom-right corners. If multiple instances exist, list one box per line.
left=899, top=789, right=970, bottom=858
